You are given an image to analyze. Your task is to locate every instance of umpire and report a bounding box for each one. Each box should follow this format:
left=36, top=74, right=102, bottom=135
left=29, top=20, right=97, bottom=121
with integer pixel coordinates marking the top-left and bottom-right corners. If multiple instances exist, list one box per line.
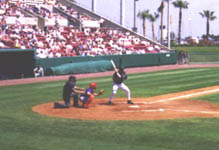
left=54, top=76, right=84, bottom=108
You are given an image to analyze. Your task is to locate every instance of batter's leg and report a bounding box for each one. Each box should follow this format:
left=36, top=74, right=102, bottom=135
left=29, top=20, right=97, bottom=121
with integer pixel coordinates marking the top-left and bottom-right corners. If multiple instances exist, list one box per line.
left=120, top=83, right=131, bottom=101
left=108, top=84, right=119, bottom=103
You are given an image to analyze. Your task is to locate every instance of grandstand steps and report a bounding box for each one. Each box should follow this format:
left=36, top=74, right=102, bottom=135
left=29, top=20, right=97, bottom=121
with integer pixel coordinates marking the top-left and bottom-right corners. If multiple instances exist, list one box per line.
left=59, top=0, right=170, bottom=51
left=23, top=8, right=45, bottom=30
left=53, top=7, right=80, bottom=27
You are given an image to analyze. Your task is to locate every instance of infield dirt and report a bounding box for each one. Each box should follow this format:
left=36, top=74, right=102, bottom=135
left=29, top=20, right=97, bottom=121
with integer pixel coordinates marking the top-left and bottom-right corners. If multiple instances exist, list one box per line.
left=33, top=86, right=219, bottom=120
left=3, top=64, right=219, bottom=120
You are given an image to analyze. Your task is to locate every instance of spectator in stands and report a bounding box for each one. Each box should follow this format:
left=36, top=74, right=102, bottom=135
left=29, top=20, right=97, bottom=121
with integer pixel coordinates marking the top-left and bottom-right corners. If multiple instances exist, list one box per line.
left=0, top=0, right=165, bottom=58
left=33, top=64, right=44, bottom=77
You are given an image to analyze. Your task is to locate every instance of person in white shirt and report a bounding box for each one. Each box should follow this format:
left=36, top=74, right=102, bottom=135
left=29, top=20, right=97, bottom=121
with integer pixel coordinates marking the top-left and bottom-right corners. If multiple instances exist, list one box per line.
left=33, top=64, right=44, bottom=77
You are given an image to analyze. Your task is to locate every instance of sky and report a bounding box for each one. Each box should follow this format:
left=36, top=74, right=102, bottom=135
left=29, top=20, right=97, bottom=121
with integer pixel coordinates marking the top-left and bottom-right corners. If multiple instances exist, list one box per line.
left=75, top=0, right=219, bottom=40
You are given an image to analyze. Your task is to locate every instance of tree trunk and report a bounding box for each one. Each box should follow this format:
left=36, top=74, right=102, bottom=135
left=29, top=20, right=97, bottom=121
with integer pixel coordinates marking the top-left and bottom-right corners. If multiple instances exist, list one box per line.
left=143, top=19, right=146, bottom=36
left=178, top=8, right=182, bottom=44
left=160, top=1, right=164, bottom=43
left=152, top=22, right=155, bottom=41
left=207, top=18, right=209, bottom=39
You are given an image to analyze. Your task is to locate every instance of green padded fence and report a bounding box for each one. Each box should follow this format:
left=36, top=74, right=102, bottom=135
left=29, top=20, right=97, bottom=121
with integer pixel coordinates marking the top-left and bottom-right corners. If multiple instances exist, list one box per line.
left=48, top=60, right=112, bottom=75
left=0, top=48, right=177, bottom=78
left=36, top=52, right=177, bottom=76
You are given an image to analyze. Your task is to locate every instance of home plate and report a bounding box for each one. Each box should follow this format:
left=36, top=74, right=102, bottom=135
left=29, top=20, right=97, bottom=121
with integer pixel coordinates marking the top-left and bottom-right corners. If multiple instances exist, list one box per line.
left=129, top=105, right=140, bottom=108
left=122, top=108, right=165, bottom=113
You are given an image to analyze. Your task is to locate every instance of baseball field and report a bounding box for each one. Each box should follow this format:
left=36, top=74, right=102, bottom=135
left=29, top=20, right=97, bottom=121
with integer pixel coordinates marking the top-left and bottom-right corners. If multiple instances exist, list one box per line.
left=1, top=64, right=219, bottom=150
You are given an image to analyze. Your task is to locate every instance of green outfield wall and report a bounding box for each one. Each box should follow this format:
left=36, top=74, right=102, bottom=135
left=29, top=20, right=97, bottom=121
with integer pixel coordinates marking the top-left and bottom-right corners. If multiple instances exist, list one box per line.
left=0, top=48, right=177, bottom=78
left=36, top=52, right=177, bottom=76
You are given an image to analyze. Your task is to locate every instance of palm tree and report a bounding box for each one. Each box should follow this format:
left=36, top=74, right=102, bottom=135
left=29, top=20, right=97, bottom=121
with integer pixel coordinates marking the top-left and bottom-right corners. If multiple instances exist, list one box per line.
left=172, top=0, right=189, bottom=44
left=158, top=0, right=165, bottom=43
left=199, top=10, right=217, bottom=39
left=137, top=10, right=150, bottom=37
left=149, top=12, right=159, bottom=41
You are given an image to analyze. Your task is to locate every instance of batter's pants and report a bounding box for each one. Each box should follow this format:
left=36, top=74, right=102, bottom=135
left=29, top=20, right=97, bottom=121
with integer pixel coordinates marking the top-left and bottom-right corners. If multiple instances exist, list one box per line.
left=109, top=83, right=131, bottom=102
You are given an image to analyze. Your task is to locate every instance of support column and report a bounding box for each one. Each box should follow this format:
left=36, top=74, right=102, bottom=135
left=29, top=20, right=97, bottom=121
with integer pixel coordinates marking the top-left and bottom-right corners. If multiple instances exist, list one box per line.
left=92, top=0, right=96, bottom=12
left=120, top=0, right=125, bottom=26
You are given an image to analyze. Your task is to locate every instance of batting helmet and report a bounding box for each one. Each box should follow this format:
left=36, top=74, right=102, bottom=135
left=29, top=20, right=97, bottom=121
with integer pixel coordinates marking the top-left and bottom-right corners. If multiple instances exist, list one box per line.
left=118, top=66, right=125, bottom=72
left=89, top=82, right=97, bottom=89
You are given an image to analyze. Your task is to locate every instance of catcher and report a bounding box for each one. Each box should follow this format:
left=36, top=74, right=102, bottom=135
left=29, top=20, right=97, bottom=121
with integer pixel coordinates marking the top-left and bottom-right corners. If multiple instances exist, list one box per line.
left=79, top=82, right=104, bottom=108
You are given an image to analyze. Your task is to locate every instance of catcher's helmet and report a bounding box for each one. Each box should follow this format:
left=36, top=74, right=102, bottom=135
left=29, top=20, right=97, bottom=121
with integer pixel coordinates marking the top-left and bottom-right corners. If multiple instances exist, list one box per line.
left=89, top=82, right=97, bottom=89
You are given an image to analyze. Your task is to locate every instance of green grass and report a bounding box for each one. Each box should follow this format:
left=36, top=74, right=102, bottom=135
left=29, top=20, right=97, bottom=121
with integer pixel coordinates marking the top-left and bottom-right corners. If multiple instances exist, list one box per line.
left=192, top=93, right=219, bottom=105
left=1, top=67, right=219, bottom=150
left=173, top=46, right=219, bottom=53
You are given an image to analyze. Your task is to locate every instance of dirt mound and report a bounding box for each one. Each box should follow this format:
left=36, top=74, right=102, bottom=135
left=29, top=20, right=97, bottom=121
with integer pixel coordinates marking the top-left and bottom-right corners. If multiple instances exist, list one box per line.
left=32, top=86, right=219, bottom=120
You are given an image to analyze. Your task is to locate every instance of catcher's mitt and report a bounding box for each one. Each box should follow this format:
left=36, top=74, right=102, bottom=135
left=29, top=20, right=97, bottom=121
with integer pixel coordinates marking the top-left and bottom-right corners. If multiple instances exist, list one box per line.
left=98, top=89, right=104, bottom=95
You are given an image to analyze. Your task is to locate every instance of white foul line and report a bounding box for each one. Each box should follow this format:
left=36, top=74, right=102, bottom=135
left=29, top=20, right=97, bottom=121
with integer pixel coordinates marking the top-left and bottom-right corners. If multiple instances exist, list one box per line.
left=122, top=108, right=219, bottom=114
left=149, top=88, right=219, bottom=104
left=115, top=88, right=219, bottom=105
left=166, top=109, right=219, bottom=114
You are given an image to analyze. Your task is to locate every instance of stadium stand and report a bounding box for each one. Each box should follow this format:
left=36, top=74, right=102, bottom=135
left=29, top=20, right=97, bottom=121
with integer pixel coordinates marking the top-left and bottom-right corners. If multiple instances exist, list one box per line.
left=0, top=0, right=170, bottom=58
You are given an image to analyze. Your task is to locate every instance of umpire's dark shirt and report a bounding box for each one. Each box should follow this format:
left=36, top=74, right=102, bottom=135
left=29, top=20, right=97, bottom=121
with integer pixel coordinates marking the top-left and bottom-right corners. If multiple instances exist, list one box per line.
left=63, top=81, right=75, bottom=98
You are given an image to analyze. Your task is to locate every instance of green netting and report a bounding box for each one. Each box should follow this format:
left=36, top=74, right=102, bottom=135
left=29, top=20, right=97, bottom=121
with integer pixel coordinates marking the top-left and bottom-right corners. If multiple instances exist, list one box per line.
left=49, top=60, right=112, bottom=75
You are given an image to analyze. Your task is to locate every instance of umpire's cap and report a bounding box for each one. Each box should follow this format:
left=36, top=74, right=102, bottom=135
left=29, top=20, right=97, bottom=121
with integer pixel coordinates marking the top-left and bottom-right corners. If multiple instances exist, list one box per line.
left=68, top=76, right=76, bottom=82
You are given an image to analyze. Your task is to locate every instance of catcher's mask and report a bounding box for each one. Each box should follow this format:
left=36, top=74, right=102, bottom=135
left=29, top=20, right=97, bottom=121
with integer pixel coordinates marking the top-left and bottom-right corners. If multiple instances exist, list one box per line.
left=89, top=82, right=97, bottom=89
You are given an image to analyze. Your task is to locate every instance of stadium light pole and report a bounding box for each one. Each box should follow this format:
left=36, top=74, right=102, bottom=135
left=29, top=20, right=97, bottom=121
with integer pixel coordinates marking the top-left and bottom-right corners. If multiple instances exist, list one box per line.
left=167, top=0, right=171, bottom=49
left=91, top=0, right=96, bottom=12
left=132, top=0, right=139, bottom=32
left=120, top=0, right=125, bottom=26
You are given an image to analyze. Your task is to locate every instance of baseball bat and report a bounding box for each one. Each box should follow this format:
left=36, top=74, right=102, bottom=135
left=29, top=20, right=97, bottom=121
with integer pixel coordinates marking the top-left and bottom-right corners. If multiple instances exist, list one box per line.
left=110, top=59, right=117, bottom=70
left=110, top=60, right=121, bottom=78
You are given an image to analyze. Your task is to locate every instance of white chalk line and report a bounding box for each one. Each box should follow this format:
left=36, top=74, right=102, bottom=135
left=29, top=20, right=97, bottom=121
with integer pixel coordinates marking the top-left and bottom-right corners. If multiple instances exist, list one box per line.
left=116, top=102, right=148, bottom=104
left=123, top=108, right=164, bottom=113
left=116, top=88, right=219, bottom=115
left=115, top=88, right=219, bottom=104
left=149, top=88, right=219, bottom=104
left=122, top=108, right=219, bottom=114
left=129, top=105, right=140, bottom=108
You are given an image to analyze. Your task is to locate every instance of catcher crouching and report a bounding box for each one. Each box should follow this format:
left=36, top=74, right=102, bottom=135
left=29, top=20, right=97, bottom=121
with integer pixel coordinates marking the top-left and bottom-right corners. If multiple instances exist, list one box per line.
left=79, top=82, right=104, bottom=108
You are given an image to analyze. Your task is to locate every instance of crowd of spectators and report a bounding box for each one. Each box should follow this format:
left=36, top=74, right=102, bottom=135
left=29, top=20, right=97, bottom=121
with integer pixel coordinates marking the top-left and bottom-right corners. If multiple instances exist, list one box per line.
left=57, top=3, right=98, bottom=22
left=0, top=0, right=166, bottom=58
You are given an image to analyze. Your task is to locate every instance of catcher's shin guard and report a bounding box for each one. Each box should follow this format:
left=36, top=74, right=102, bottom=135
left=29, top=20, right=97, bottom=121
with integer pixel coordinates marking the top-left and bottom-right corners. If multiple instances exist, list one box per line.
left=84, top=95, right=95, bottom=108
